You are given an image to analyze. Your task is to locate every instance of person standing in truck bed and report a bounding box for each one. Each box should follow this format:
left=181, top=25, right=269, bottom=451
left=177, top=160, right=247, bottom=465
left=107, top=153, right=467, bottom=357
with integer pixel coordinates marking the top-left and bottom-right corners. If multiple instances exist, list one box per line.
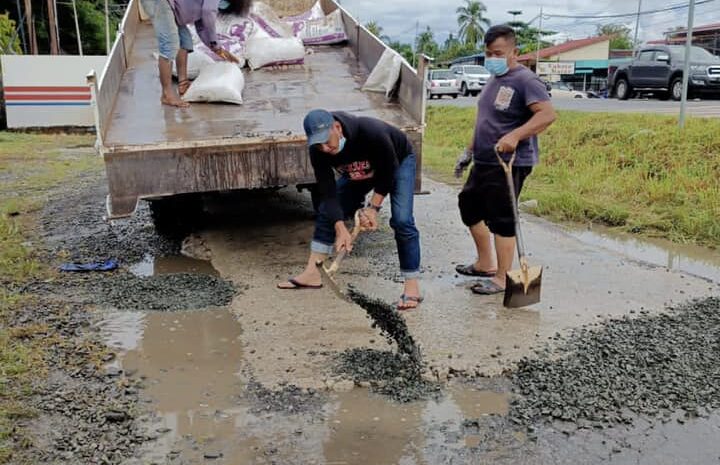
left=140, top=0, right=251, bottom=107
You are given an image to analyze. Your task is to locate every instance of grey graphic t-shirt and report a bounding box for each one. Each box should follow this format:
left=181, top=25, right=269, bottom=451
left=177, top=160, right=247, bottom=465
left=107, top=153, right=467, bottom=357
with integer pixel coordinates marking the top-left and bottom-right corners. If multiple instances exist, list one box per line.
left=472, top=65, right=550, bottom=166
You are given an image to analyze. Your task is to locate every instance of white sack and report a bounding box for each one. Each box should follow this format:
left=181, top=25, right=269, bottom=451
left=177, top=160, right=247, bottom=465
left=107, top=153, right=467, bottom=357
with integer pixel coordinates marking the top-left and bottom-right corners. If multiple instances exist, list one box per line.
left=289, top=9, right=347, bottom=45
left=362, top=48, right=403, bottom=96
left=183, top=62, right=245, bottom=104
left=245, top=36, right=305, bottom=70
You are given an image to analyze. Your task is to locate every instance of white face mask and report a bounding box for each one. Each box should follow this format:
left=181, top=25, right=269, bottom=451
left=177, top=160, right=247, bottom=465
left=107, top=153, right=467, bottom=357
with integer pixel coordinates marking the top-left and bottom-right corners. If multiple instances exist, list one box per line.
left=337, top=136, right=347, bottom=152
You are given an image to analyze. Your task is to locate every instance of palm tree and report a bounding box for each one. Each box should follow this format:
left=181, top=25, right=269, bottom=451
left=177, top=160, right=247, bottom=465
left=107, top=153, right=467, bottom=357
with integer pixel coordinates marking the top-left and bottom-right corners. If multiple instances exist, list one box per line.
left=365, top=20, right=391, bottom=43
left=456, top=0, right=491, bottom=48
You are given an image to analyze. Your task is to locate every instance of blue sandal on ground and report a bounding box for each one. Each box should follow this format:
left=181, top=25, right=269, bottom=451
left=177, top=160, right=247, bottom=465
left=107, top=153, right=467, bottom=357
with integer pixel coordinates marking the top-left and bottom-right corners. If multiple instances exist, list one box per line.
left=470, top=281, right=504, bottom=295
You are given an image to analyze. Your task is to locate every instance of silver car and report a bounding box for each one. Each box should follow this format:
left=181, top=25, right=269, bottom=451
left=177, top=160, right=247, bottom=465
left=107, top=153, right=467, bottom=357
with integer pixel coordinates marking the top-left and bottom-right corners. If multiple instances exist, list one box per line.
left=450, top=65, right=491, bottom=97
left=427, top=69, right=460, bottom=99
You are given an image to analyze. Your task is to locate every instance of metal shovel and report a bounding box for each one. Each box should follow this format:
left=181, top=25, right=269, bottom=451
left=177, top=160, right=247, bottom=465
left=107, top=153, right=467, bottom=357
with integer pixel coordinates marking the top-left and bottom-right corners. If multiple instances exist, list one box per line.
left=316, top=210, right=365, bottom=301
left=495, top=148, right=543, bottom=308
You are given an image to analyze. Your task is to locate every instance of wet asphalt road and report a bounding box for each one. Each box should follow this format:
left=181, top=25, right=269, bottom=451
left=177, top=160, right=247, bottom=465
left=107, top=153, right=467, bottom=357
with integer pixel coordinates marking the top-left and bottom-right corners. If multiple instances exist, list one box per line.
left=432, top=94, right=720, bottom=117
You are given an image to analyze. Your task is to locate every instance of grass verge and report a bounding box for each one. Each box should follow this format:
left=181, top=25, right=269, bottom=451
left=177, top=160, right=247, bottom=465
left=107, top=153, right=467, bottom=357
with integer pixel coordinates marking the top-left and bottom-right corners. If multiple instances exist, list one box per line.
left=0, top=131, right=98, bottom=462
left=424, top=106, right=720, bottom=248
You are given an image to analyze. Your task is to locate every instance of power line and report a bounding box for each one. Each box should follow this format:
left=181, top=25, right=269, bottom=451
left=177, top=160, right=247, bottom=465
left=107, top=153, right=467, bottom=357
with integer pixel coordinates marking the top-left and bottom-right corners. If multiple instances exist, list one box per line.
left=543, top=0, right=715, bottom=19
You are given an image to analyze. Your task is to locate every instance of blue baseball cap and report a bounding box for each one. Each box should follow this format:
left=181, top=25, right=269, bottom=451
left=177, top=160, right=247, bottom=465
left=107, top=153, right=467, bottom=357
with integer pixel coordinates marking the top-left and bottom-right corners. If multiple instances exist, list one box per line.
left=303, top=109, right=334, bottom=146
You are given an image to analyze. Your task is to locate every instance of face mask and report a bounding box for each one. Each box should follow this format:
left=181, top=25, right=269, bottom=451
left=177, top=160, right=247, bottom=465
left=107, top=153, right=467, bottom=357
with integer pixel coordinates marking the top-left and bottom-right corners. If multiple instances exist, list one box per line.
left=485, top=57, right=509, bottom=76
left=337, top=136, right=347, bottom=153
left=218, top=0, right=230, bottom=9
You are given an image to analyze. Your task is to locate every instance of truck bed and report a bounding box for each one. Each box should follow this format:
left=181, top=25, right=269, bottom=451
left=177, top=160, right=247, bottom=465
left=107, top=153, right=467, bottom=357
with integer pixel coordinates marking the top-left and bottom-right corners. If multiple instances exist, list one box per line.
left=104, top=21, right=418, bottom=149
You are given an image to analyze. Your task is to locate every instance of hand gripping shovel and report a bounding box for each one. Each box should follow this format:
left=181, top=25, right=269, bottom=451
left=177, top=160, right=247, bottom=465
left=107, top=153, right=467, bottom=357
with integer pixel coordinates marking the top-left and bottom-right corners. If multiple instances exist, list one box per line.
left=315, top=210, right=365, bottom=301
left=495, top=148, right=543, bottom=308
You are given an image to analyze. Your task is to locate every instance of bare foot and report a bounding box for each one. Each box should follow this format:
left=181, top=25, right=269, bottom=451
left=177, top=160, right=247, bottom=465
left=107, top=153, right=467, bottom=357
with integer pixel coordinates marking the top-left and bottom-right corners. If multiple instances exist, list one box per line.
left=161, top=93, right=189, bottom=108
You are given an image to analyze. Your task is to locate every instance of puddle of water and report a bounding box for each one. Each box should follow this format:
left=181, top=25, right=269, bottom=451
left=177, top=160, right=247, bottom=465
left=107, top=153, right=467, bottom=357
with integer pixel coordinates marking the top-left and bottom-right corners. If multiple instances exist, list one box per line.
left=129, top=254, right=218, bottom=277
left=565, top=224, right=720, bottom=282
left=98, top=307, right=513, bottom=464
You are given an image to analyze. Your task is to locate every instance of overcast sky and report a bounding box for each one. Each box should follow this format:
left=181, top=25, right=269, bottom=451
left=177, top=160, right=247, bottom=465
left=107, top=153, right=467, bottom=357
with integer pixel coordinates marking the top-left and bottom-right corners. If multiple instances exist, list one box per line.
left=339, top=0, right=720, bottom=46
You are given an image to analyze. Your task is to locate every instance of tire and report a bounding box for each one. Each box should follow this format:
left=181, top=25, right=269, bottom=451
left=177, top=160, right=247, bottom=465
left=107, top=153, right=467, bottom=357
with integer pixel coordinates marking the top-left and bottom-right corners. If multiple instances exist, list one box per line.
left=452, top=94, right=458, bottom=99
left=671, top=77, right=684, bottom=101
left=149, top=195, right=204, bottom=238
left=461, top=83, right=469, bottom=97
left=615, top=78, right=631, bottom=100
left=471, top=91, right=479, bottom=97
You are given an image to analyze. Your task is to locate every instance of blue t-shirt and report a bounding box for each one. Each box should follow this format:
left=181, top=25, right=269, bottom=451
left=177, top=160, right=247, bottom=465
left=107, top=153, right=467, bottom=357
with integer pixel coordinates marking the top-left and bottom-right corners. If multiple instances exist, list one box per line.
left=472, top=65, right=550, bottom=166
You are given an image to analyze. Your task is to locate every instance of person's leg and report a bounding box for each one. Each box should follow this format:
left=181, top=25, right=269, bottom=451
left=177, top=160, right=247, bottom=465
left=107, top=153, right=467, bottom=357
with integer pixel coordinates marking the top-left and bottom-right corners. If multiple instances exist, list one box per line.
left=468, top=222, right=497, bottom=273
left=176, top=26, right=192, bottom=96
left=457, top=165, right=496, bottom=275
left=278, top=177, right=370, bottom=289
left=150, top=0, right=187, bottom=107
left=389, top=154, right=421, bottom=309
left=474, top=166, right=532, bottom=293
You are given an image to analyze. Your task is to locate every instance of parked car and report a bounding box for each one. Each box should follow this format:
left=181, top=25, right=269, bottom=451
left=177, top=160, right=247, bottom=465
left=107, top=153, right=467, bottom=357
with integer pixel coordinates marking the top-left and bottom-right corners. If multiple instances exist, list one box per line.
left=610, top=45, right=720, bottom=101
left=548, top=81, right=586, bottom=98
left=450, top=64, right=491, bottom=96
left=427, top=69, right=460, bottom=99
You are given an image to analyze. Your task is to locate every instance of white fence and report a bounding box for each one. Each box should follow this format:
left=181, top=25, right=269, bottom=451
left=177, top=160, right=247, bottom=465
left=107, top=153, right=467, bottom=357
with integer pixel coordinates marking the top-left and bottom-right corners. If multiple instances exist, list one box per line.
left=1, top=55, right=107, bottom=128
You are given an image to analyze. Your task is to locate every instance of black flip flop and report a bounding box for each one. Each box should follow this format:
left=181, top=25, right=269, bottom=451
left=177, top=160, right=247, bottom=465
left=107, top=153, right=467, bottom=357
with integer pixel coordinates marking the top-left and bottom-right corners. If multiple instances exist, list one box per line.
left=470, top=281, right=505, bottom=295
left=277, top=278, right=323, bottom=290
left=456, top=264, right=497, bottom=277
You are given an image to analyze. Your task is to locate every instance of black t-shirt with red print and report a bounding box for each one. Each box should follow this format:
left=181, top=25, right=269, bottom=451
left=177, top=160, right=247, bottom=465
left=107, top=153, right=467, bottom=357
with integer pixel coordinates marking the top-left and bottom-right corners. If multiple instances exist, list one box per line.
left=309, top=112, right=414, bottom=223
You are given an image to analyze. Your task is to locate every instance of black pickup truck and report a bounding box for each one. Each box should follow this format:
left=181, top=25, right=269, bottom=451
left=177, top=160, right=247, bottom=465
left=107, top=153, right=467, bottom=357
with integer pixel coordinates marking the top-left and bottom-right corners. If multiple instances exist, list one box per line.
left=610, top=45, right=720, bottom=100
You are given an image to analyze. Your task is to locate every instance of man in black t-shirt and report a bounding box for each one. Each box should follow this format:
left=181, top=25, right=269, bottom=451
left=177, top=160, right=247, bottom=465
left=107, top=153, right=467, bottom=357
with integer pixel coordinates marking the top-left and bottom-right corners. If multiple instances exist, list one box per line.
left=277, top=109, right=422, bottom=311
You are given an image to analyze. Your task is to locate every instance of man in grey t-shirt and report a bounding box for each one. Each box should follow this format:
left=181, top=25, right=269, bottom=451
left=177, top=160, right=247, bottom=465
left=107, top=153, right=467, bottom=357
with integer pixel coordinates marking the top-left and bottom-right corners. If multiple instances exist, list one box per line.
left=454, top=25, right=557, bottom=295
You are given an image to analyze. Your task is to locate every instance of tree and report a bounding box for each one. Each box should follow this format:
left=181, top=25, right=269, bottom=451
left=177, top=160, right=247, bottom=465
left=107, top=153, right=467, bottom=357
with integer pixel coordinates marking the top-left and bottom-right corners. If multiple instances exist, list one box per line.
left=0, top=13, right=22, bottom=54
left=456, top=0, right=491, bottom=48
left=513, top=22, right=554, bottom=54
left=364, top=20, right=389, bottom=43
left=597, top=23, right=633, bottom=50
left=387, top=40, right=414, bottom=64
left=415, top=26, right=439, bottom=58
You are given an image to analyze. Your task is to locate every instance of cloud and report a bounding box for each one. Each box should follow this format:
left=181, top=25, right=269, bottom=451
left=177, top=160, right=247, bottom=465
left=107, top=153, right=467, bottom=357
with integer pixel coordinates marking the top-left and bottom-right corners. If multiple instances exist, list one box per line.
left=340, top=0, right=720, bottom=45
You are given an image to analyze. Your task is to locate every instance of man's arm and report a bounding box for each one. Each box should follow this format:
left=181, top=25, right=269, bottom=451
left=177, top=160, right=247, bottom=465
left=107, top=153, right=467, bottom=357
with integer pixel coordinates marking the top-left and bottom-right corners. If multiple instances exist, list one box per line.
left=496, top=100, right=556, bottom=153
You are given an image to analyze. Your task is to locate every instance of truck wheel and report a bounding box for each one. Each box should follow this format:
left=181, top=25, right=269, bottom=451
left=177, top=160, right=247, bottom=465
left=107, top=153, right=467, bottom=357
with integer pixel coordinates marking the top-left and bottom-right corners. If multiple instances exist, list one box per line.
left=452, top=94, right=458, bottom=99
left=471, top=91, right=479, bottom=97
left=149, top=195, right=203, bottom=238
left=671, top=77, right=684, bottom=101
left=615, top=78, right=631, bottom=100
left=461, top=83, right=469, bottom=97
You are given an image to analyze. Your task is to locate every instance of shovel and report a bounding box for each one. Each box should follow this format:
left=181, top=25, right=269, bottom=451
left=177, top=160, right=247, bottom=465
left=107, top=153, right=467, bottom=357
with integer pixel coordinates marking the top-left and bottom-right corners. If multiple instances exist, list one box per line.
left=315, top=210, right=365, bottom=301
left=495, top=148, right=543, bottom=308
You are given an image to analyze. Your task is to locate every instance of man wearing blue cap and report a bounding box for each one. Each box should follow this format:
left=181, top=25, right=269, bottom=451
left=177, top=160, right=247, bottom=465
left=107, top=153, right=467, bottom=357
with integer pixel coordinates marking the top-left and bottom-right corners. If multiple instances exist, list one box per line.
left=277, top=110, right=422, bottom=311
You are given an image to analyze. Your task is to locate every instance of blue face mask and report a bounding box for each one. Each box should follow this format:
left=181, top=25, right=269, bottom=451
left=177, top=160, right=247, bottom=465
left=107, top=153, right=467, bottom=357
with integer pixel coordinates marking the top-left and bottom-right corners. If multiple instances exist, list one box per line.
left=337, top=136, right=347, bottom=153
left=218, top=0, right=230, bottom=9
left=485, top=57, right=509, bottom=76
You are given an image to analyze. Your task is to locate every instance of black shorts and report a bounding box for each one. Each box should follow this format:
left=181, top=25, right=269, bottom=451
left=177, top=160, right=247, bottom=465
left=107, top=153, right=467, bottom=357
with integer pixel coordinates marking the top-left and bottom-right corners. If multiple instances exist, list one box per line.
left=458, top=164, right=532, bottom=237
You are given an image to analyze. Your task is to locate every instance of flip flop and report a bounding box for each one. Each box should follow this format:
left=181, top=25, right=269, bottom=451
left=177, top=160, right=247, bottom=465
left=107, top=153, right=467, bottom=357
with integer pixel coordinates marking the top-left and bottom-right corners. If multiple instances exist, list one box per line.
left=277, top=278, right=323, bottom=290
left=470, top=281, right=505, bottom=295
left=397, top=294, right=424, bottom=311
left=455, top=264, right=496, bottom=277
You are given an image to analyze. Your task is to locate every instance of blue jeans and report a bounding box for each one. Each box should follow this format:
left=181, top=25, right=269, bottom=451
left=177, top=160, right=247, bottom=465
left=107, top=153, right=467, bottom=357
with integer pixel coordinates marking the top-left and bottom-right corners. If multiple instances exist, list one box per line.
left=141, top=0, right=193, bottom=60
left=311, top=154, right=421, bottom=279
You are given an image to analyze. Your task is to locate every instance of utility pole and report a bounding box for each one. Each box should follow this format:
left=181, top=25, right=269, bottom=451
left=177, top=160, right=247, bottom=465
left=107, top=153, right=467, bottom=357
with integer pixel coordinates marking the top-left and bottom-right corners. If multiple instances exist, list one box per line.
left=23, top=0, right=38, bottom=54
left=106, top=0, right=111, bottom=54
left=72, top=0, right=83, bottom=56
left=633, top=0, right=642, bottom=54
left=679, top=0, right=696, bottom=128
left=412, top=20, right=419, bottom=68
left=46, top=0, right=59, bottom=54
left=535, top=6, right=543, bottom=75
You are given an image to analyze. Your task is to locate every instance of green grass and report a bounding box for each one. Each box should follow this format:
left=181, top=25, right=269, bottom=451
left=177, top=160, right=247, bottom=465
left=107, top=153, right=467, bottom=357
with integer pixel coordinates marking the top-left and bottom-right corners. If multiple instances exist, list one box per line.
left=0, top=131, right=98, bottom=462
left=424, top=107, right=720, bottom=248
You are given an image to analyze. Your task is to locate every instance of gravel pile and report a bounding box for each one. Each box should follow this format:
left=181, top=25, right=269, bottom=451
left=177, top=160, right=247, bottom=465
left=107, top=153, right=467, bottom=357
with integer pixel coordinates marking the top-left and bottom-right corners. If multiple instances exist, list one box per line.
left=97, top=273, right=237, bottom=312
left=509, top=297, right=720, bottom=427
left=333, top=348, right=441, bottom=403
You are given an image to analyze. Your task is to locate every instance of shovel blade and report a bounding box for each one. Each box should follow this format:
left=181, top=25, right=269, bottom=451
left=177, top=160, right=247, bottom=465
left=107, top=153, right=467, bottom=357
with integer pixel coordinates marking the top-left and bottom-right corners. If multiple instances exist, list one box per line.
left=503, top=266, right=543, bottom=308
left=317, top=261, right=349, bottom=302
